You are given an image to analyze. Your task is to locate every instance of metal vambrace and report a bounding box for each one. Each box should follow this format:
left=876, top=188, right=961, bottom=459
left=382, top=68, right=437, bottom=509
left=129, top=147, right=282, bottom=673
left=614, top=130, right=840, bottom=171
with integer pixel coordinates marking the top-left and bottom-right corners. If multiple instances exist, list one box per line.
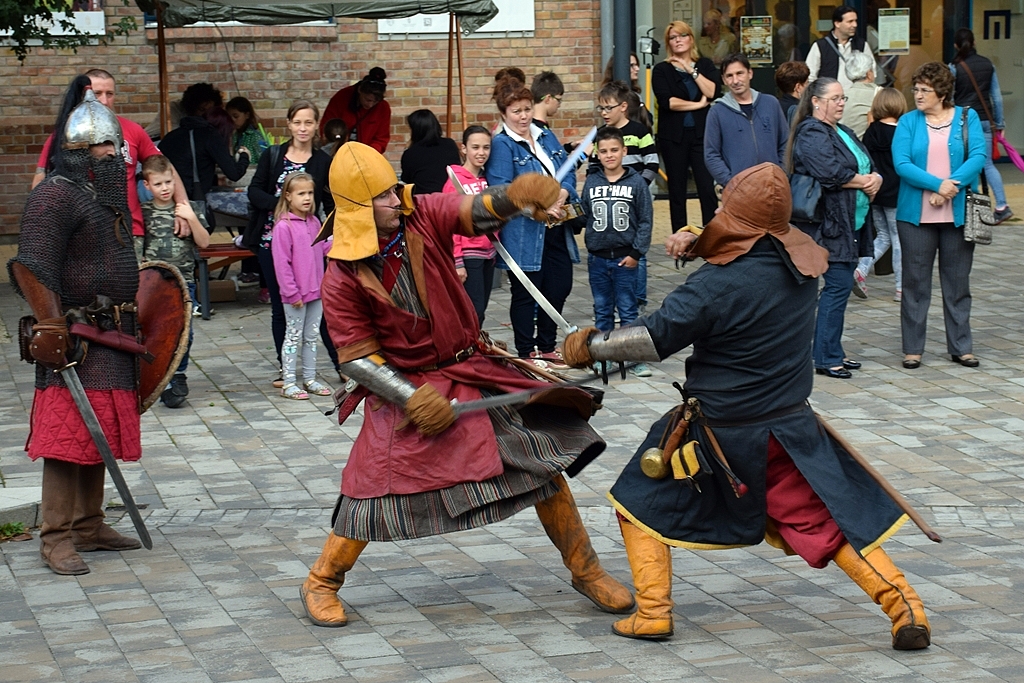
left=338, top=356, right=417, bottom=408
left=588, top=326, right=661, bottom=363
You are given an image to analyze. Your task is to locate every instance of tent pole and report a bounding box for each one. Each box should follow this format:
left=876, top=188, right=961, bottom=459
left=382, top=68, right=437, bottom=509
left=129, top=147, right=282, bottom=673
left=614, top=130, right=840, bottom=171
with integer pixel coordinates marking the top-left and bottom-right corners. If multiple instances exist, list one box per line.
left=455, top=17, right=467, bottom=130
left=156, top=2, right=169, bottom=137
left=446, top=13, right=455, bottom=137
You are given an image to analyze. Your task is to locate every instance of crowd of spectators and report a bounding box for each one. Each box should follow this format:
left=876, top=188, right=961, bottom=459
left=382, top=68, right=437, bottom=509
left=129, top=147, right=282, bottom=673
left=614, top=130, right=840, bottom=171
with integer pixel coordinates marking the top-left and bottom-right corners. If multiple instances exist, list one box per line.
left=27, top=9, right=1014, bottom=396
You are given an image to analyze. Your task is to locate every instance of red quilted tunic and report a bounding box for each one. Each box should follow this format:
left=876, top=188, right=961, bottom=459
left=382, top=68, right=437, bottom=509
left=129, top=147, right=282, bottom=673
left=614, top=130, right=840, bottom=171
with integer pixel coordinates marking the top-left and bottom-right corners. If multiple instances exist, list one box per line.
left=26, top=387, right=141, bottom=464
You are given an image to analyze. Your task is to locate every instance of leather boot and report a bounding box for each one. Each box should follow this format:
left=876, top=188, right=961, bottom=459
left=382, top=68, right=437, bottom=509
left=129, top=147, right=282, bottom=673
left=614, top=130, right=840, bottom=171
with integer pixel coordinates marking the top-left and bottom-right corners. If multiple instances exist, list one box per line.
left=833, top=544, right=931, bottom=650
left=39, top=459, right=89, bottom=575
left=612, top=518, right=674, bottom=640
left=72, top=464, right=142, bottom=552
left=300, top=532, right=368, bottom=627
left=534, top=475, right=636, bottom=614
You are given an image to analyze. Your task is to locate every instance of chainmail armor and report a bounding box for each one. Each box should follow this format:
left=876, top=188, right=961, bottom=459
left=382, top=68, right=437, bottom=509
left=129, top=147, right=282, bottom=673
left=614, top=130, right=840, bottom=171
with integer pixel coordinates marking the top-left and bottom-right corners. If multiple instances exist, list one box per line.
left=8, top=167, right=138, bottom=392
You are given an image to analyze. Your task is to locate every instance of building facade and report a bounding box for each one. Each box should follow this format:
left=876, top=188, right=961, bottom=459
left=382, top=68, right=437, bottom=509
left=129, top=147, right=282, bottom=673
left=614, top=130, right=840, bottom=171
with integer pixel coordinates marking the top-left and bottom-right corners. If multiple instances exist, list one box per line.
left=0, top=1, right=602, bottom=236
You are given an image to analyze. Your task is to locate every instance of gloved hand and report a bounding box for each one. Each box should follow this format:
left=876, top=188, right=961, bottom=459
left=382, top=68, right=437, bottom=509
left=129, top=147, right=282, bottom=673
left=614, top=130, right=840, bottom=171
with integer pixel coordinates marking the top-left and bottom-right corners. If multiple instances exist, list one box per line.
left=561, top=326, right=600, bottom=369
left=405, top=383, right=456, bottom=436
left=30, top=317, right=70, bottom=369
left=507, top=173, right=562, bottom=221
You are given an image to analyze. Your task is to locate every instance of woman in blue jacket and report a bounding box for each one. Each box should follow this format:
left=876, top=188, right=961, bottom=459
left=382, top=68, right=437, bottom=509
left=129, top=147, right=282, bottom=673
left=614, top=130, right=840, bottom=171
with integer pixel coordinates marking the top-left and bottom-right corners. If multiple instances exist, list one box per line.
left=893, top=62, right=986, bottom=369
left=485, top=74, right=580, bottom=361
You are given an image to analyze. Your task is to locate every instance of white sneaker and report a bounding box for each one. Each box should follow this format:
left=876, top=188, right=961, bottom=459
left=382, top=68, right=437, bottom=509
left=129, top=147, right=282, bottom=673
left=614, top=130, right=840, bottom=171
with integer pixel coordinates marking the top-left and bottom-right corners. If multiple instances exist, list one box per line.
left=631, top=363, right=653, bottom=378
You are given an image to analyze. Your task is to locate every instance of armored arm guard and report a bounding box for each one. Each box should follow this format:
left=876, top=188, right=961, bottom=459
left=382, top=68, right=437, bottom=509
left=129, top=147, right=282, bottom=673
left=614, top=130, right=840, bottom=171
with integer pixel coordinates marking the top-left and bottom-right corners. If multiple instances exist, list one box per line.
left=463, top=173, right=562, bottom=235
left=338, top=355, right=456, bottom=436
left=562, top=325, right=661, bottom=368
left=338, top=356, right=417, bottom=407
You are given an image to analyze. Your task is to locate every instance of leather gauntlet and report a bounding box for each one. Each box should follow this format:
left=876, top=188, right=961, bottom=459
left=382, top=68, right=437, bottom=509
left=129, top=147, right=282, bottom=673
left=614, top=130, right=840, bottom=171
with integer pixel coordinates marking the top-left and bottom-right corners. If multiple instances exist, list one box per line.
left=470, top=173, right=562, bottom=233
left=405, top=383, right=456, bottom=437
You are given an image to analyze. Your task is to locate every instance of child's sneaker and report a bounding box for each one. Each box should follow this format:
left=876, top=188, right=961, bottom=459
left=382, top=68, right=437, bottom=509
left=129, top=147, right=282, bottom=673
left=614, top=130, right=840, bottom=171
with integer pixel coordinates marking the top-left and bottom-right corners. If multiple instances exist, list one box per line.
left=631, top=363, right=653, bottom=378
left=853, top=270, right=868, bottom=299
left=257, top=288, right=271, bottom=304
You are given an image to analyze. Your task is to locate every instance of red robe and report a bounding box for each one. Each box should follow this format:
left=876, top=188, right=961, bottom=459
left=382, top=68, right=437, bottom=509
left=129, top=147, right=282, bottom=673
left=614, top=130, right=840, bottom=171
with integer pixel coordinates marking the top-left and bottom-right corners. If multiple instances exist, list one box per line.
left=322, top=193, right=591, bottom=499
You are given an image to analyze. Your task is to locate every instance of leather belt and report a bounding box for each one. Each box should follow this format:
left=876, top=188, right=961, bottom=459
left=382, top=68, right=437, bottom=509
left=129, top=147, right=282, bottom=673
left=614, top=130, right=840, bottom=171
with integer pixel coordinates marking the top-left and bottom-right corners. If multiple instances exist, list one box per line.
left=415, top=346, right=476, bottom=372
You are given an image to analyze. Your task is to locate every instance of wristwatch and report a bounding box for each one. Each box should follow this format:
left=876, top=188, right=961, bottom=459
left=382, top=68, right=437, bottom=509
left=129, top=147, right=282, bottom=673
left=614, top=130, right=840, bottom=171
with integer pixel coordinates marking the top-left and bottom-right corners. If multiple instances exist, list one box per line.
left=691, top=67, right=700, bottom=78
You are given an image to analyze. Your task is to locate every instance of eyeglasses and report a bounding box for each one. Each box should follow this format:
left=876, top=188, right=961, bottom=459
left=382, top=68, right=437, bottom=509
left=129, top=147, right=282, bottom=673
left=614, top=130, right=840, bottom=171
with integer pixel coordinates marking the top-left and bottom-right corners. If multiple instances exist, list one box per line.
left=815, top=95, right=849, bottom=104
left=548, top=95, right=563, bottom=103
left=595, top=104, right=625, bottom=113
left=911, top=87, right=935, bottom=95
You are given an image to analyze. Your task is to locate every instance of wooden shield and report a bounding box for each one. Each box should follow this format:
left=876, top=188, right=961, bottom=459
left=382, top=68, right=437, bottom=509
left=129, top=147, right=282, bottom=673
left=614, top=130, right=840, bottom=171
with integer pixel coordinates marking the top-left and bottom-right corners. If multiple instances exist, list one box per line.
left=137, top=261, right=192, bottom=414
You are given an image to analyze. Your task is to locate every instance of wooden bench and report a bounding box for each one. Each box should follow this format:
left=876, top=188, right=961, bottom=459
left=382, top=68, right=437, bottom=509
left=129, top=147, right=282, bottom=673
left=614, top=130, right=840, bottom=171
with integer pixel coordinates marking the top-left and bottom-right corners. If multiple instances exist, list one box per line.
left=196, top=244, right=254, bottom=320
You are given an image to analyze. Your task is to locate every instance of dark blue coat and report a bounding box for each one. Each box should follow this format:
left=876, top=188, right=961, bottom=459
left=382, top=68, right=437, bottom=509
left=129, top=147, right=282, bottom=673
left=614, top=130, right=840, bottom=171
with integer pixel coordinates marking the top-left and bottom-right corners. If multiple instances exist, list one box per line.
left=609, top=238, right=906, bottom=552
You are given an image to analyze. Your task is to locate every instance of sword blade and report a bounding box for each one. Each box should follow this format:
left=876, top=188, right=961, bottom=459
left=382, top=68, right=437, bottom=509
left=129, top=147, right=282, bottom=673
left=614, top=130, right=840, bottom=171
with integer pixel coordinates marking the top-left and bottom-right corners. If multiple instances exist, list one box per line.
left=447, top=162, right=579, bottom=335
left=489, top=235, right=578, bottom=334
left=60, top=365, right=153, bottom=550
left=451, top=375, right=600, bottom=417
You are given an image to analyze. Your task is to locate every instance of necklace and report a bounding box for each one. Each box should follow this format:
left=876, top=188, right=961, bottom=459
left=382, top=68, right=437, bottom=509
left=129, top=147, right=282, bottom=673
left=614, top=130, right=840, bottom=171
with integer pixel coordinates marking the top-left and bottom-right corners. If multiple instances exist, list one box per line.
left=376, top=228, right=405, bottom=260
left=925, top=112, right=953, bottom=130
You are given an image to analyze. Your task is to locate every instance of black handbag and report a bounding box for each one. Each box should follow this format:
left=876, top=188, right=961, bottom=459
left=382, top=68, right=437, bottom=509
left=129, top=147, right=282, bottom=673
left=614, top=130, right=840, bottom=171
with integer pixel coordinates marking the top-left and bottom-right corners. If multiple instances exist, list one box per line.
left=789, top=172, right=822, bottom=223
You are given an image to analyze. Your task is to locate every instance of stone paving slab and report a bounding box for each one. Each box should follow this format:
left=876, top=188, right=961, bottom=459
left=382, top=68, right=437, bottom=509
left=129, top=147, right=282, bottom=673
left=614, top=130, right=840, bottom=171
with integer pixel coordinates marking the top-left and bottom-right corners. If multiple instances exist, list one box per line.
left=3, top=195, right=1024, bottom=681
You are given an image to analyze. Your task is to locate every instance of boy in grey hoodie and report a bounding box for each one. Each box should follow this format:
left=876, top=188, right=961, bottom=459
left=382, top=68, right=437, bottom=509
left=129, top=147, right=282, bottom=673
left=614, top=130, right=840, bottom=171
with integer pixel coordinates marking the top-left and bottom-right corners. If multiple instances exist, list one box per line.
left=582, top=128, right=654, bottom=377
left=704, top=54, right=789, bottom=188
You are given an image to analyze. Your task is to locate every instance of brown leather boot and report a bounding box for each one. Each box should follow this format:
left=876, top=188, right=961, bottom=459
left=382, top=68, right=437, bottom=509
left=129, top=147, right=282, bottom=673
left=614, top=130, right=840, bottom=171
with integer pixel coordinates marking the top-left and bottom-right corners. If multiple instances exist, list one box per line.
left=300, top=532, right=368, bottom=627
left=534, top=475, right=636, bottom=614
left=72, top=464, right=141, bottom=552
left=612, top=518, right=674, bottom=639
left=39, top=459, right=89, bottom=575
left=833, top=544, right=931, bottom=650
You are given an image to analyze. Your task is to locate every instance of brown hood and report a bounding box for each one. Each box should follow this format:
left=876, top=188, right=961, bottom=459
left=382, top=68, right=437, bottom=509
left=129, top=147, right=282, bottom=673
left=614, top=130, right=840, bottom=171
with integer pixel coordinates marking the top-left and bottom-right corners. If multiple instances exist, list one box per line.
left=690, top=163, right=828, bottom=278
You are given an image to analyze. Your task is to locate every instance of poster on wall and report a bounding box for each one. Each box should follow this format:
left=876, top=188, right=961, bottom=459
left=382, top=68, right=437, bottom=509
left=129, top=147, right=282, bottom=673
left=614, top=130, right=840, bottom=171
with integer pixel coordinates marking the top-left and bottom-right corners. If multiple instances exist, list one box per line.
left=740, top=16, right=773, bottom=64
left=877, top=7, right=911, bottom=55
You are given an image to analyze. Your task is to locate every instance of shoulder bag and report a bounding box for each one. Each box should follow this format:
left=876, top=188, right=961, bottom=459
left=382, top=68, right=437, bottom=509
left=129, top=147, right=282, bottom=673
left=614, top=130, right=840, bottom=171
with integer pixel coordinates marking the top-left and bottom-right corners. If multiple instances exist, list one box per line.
left=789, top=172, right=822, bottom=223
left=959, top=108, right=994, bottom=245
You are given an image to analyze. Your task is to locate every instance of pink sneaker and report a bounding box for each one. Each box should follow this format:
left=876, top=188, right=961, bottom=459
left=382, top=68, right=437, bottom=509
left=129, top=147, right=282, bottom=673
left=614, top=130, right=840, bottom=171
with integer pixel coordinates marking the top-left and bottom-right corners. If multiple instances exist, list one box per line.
left=257, top=288, right=271, bottom=304
left=853, top=270, right=868, bottom=299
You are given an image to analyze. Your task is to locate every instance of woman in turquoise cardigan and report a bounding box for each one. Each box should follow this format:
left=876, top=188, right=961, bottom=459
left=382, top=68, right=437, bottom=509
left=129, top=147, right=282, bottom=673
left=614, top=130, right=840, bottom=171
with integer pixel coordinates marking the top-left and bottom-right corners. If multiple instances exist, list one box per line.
left=892, top=62, right=986, bottom=370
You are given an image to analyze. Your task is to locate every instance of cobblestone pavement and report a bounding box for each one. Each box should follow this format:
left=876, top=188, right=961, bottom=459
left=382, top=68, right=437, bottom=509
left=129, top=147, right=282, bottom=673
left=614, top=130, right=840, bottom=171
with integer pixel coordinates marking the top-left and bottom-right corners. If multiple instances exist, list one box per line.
left=3, top=202, right=1024, bottom=682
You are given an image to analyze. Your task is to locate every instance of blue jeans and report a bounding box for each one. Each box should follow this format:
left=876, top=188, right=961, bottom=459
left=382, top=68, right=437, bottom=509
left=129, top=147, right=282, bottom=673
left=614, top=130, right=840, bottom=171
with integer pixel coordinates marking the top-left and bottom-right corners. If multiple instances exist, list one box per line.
left=813, top=261, right=855, bottom=369
left=981, top=121, right=1008, bottom=209
left=636, top=255, right=648, bottom=306
left=588, top=254, right=640, bottom=332
left=176, top=282, right=196, bottom=374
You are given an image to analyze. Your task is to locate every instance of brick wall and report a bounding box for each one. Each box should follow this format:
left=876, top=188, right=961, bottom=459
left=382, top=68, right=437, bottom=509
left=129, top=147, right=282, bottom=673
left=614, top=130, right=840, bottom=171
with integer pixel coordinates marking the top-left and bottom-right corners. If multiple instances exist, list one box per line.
left=0, top=2, right=602, bottom=236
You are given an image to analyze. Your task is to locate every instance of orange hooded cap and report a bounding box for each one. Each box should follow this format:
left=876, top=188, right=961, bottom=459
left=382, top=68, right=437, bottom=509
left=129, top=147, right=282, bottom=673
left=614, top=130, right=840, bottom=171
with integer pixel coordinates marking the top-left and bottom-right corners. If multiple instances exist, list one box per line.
left=690, top=163, right=828, bottom=278
left=315, top=142, right=413, bottom=261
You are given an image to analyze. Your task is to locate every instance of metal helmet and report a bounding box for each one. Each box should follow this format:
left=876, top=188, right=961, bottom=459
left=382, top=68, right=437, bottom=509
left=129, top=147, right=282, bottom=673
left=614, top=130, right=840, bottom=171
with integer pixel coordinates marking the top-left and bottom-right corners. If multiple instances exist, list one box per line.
left=63, top=89, right=123, bottom=151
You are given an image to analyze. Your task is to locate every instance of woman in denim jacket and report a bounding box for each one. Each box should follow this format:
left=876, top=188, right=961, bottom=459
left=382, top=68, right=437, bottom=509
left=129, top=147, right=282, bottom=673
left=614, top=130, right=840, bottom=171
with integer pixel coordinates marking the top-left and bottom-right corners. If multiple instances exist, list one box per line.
left=486, top=74, right=580, bottom=361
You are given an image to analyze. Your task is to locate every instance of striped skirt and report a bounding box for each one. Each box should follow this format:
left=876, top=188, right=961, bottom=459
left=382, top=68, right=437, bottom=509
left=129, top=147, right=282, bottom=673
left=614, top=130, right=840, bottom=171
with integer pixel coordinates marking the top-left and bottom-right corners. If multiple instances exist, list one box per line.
left=333, top=399, right=605, bottom=542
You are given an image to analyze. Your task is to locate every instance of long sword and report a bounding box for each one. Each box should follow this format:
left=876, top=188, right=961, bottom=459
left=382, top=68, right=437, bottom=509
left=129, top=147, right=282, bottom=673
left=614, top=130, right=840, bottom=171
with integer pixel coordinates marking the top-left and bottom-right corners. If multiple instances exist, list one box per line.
left=59, top=364, right=153, bottom=549
left=446, top=166, right=579, bottom=335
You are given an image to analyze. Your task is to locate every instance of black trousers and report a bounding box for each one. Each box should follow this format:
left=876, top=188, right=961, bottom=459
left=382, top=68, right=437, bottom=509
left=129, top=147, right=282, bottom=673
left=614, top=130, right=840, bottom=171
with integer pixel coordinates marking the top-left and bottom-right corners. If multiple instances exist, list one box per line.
left=257, top=246, right=339, bottom=370
left=658, top=129, right=718, bottom=230
left=463, top=257, right=496, bottom=326
left=508, top=236, right=573, bottom=357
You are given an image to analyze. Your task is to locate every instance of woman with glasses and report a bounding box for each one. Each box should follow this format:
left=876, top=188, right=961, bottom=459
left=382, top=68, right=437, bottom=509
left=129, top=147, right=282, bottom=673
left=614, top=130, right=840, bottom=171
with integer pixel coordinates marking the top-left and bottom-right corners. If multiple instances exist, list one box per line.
left=785, top=77, right=881, bottom=379
left=892, top=62, right=986, bottom=369
left=320, top=67, right=391, bottom=153
left=651, top=20, right=721, bottom=231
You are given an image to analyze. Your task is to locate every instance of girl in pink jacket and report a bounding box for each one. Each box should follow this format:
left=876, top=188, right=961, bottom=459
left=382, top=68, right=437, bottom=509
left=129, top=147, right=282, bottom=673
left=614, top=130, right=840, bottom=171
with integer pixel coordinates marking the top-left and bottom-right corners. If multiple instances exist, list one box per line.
left=271, top=172, right=332, bottom=399
left=443, top=126, right=497, bottom=325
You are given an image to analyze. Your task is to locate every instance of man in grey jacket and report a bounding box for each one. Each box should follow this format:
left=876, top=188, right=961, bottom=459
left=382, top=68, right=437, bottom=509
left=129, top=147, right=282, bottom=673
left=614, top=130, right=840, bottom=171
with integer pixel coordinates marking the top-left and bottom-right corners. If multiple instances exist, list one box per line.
left=704, top=55, right=789, bottom=188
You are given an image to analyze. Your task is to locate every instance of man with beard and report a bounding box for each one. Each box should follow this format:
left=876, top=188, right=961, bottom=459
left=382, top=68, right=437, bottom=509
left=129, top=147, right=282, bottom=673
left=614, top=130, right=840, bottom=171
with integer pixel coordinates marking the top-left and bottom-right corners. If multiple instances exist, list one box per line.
left=298, top=142, right=635, bottom=627
left=560, top=163, right=931, bottom=651
left=9, top=77, right=143, bottom=575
